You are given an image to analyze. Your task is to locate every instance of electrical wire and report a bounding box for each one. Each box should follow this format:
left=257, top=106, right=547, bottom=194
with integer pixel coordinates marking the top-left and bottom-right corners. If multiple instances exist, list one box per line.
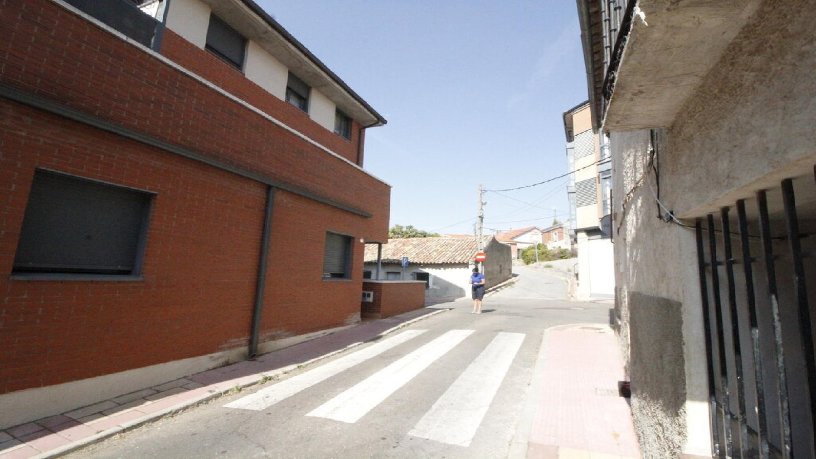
left=485, top=159, right=602, bottom=192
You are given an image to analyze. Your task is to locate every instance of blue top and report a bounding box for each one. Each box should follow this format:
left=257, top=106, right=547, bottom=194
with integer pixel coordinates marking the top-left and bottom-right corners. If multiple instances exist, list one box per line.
left=470, top=273, right=485, bottom=287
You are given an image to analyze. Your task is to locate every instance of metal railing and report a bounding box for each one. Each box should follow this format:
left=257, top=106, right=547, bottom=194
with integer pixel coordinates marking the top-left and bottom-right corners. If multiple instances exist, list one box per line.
left=695, top=168, right=816, bottom=458
left=65, top=0, right=165, bottom=51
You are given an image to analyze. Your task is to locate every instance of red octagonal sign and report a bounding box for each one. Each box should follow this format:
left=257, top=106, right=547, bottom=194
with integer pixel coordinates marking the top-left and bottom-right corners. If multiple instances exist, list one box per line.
left=474, top=252, right=486, bottom=262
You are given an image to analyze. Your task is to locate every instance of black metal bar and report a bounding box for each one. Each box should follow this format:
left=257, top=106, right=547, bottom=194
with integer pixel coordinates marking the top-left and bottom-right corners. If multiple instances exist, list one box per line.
left=757, top=190, right=793, bottom=458
left=697, top=219, right=724, bottom=457
left=737, top=199, right=770, bottom=458
left=709, top=213, right=735, bottom=457
left=780, top=179, right=816, bottom=454
left=722, top=207, right=750, bottom=456
left=248, top=186, right=275, bottom=358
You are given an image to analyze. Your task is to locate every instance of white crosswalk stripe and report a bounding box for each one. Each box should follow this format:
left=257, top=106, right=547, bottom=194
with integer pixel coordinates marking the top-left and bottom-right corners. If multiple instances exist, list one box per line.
left=224, top=330, right=426, bottom=411
left=407, top=332, right=525, bottom=446
left=225, top=328, right=527, bottom=448
left=306, top=329, right=475, bottom=423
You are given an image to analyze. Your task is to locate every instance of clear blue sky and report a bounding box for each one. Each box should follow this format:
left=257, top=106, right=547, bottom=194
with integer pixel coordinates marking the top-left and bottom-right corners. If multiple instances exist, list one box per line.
left=260, top=1, right=589, bottom=235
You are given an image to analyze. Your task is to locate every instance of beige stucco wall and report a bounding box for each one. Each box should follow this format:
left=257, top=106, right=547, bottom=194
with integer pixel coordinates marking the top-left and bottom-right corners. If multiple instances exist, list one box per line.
left=309, top=89, right=337, bottom=133
left=245, top=41, right=287, bottom=99
left=610, top=1, right=816, bottom=456
left=165, top=0, right=210, bottom=48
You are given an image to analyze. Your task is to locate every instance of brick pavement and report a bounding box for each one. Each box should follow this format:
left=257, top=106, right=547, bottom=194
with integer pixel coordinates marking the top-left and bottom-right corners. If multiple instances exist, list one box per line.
left=512, top=323, right=640, bottom=459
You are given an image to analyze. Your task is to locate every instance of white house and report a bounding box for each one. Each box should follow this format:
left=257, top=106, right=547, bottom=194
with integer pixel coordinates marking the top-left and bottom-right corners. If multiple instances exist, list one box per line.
left=495, top=226, right=543, bottom=260
left=364, top=236, right=512, bottom=303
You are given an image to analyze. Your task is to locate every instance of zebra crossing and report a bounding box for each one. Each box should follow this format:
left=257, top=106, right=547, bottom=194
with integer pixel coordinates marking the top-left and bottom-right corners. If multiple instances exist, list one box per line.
left=224, top=329, right=526, bottom=447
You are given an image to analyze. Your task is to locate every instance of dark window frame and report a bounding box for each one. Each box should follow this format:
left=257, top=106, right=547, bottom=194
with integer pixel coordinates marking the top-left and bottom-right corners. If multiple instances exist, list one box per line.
left=413, top=272, right=430, bottom=289
left=322, top=232, right=353, bottom=280
left=205, top=13, right=247, bottom=70
left=334, top=109, right=351, bottom=140
left=12, top=169, right=154, bottom=280
left=286, top=72, right=310, bottom=113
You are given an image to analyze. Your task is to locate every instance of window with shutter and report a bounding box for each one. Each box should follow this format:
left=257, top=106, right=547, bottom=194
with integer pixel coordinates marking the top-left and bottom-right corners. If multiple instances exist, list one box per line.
left=323, top=232, right=352, bottom=279
left=13, top=170, right=153, bottom=277
left=205, top=14, right=246, bottom=70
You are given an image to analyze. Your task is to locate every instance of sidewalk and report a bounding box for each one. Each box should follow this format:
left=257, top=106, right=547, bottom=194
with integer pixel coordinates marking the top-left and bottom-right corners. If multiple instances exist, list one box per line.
left=511, top=323, right=640, bottom=459
left=0, top=308, right=443, bottom=459
left=0, top=309, right=640, bottom=459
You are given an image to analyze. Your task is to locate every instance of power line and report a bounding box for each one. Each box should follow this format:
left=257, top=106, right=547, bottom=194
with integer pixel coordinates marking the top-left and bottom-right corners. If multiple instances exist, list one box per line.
left=485, top=159, right=602, bottom=192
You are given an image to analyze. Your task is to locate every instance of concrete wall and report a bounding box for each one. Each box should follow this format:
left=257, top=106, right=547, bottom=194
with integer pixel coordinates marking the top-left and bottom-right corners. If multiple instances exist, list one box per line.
left=483, top=238, right=513, bottom=289
left=611, top=129, right=711, bottom=457
left=575, top=233, right=614, bottom=300
left=609, top=1, right=816, bottom=455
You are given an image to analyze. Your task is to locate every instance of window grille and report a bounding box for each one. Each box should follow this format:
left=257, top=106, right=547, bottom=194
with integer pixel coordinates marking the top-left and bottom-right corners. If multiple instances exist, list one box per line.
left=695, top=170, right=815, bottom=457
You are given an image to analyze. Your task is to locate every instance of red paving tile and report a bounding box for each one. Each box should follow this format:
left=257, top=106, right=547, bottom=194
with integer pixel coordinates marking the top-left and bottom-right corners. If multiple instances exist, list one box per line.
left=528, top=325, right=639, bottom=458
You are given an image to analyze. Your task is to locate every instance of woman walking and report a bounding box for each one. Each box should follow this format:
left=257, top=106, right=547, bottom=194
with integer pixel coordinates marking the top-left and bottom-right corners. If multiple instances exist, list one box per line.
left=470, top=267, right=485, bottom=314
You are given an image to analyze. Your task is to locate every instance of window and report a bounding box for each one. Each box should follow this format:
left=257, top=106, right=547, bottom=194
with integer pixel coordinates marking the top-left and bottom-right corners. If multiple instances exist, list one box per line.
left=323, top=232, right=352, bottom=279
left=413, top=272, right=430, bottom=289
left=286, top=72, right=310, bottom=112
left=205, top=14, right=246, bottom=70
left=575, top=178, right=597, bottom=207
left=363, top=270, right=372, bottom=279
left=600, top=171, right=612, bottom=216
left=334, top=110, right=351, bottom=139
left=385, top=271, right=401, bottom=280
left=13, top=170, right=153, bottom=276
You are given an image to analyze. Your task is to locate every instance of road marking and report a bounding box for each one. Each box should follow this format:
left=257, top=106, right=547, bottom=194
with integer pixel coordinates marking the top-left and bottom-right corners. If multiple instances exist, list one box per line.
left=306, top=329, right=474, bottom=423
left=224, top=330, right=426, bottom=411
left=408, top=332, right=525, bottom=446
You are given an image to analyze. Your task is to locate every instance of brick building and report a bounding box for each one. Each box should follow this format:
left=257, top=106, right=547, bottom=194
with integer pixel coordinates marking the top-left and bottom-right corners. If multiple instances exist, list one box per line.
left=0, top=0, right=390, bottom=428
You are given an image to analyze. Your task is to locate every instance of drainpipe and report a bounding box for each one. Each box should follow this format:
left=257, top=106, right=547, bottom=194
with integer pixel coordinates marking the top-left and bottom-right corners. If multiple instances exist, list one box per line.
left=249, top=186, right=275, bottom=358
left=356, top=120, right=381, bottom=166
left=376, top=243, right=383, bottom=279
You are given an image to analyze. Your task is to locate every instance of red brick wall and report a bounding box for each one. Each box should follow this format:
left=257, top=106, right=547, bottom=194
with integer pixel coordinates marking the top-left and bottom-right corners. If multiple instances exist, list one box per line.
left=361, top=282, right=426, bottom=319
left=0, top=0, right=389, bottom=241
left=0, top=0, right=390, bottom=394
left=159, top=30, right=364, bottom=166
left=0, top=103, right=264, bottom=393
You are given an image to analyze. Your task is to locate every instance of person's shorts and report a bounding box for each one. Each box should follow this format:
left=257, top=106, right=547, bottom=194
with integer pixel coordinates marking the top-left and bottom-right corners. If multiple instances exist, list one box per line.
left=472, top=285, right=485, bottom=300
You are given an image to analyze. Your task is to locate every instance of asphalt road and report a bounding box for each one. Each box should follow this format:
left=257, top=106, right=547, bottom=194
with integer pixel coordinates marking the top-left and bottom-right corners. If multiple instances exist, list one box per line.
left=69, top=264, right=609, bottom=459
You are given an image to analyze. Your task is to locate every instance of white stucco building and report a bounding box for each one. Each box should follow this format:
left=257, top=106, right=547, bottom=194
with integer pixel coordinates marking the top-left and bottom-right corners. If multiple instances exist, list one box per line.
left=563, top=102, right=614, bottom=300
left=577, top=0, right=816, bottom=456
left=363, top=236, right=512, bottom=303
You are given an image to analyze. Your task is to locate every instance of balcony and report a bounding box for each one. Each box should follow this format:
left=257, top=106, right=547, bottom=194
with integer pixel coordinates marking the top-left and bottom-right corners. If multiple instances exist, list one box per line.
left=579, top=0, right=763, bottom=131
left=65, top=0, right=165, bottom=50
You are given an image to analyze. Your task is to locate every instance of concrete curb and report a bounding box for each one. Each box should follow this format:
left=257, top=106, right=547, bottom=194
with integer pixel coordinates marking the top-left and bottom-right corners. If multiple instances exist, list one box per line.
left=3, top=308, right=448, bottom=459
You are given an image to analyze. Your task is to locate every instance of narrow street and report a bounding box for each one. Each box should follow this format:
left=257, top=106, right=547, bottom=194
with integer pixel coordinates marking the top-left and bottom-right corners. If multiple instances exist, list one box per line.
left=67, top=265, right=614, bottom=458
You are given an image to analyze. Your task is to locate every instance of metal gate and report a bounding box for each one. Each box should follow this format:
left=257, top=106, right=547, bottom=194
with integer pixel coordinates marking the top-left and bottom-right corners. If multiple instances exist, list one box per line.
left=695, top=170, right=816, bottom=458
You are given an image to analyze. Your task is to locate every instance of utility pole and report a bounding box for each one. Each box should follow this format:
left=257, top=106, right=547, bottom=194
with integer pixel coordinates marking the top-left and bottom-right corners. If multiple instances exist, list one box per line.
left=477, top=184, right=485, bottom=251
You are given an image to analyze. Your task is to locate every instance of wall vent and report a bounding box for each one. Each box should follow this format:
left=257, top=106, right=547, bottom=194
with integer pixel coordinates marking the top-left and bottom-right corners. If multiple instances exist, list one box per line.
left=361, top=291, right=374, bottom=303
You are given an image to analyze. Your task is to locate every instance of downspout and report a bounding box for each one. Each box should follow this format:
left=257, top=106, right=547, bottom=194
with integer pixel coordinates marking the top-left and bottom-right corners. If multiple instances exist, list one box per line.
left=249, top=186, right=275, bottom=358
left=356, top=120, right=382, bottom=166
left=376, top=243, right=383, bottom=279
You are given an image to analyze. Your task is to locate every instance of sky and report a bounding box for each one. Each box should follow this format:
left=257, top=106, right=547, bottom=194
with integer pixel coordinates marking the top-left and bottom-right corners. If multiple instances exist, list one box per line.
left=260, top=1, right=589, bottom=236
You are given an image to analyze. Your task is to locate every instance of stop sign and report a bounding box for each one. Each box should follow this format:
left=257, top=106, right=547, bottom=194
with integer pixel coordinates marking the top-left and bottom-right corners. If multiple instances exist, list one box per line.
left=474, top=252, right=486, bottom=262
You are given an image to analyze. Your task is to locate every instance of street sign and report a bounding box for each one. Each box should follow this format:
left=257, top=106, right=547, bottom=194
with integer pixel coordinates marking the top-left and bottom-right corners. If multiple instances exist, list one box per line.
left=401, top=256, right=409, bottom=268
left=474, top=252, right=486, bottom=262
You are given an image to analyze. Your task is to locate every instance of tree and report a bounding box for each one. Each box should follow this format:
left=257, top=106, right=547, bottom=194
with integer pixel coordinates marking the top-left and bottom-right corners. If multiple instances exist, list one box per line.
left=520, top=244, right=572, bottom=264
left=389, top=224, right=440, bottom=239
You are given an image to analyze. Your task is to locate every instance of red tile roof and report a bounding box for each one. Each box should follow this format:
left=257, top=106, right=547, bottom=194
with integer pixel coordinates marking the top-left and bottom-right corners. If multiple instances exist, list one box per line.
left=364, top=236, right=493, bottom=264
left=494, top=226, right=539, bottom=242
